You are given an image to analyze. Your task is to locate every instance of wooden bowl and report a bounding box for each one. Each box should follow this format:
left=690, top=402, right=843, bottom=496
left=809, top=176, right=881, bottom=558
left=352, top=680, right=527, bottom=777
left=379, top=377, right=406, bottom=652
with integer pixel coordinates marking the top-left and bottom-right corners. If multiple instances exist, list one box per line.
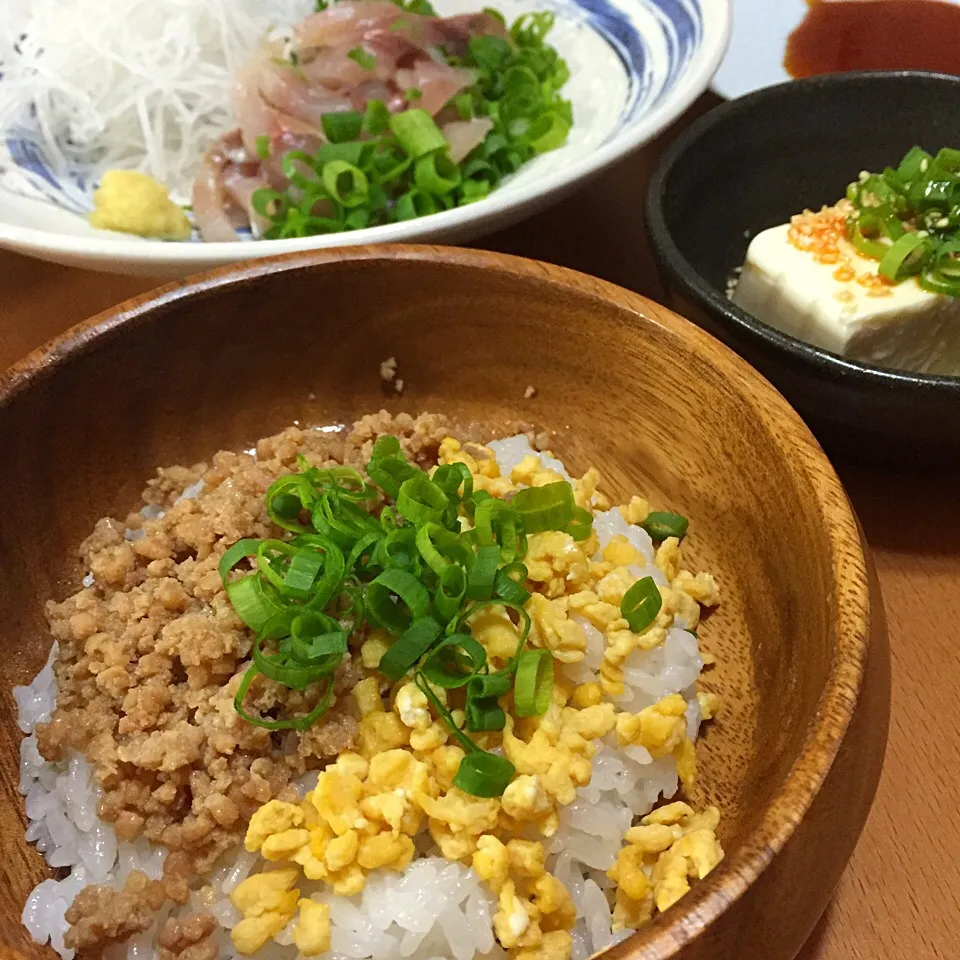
left=0, top=247, right=889, bottom=960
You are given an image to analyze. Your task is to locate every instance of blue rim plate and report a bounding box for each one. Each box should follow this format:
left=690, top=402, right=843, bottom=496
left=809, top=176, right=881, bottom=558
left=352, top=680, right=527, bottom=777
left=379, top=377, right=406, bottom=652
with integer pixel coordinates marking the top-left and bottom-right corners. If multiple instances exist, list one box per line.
left=0, top=0, right=730, bottom=276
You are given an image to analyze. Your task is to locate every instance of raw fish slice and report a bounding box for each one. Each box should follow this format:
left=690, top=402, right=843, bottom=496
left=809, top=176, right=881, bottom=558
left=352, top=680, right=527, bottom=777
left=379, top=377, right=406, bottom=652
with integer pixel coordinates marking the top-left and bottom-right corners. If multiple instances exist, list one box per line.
left=192, top=130, right=252, bottom=241
left=299, top=43, right=384, bottom=91
left=234, top=49, right=326, bottom=155
left=223, top=167, right=275, bottom=237
left=423, top=12, right=509, bottom=55
left=259, top=57, right=354, bottom=124
left=441, top=117, right=493, bottom=162
left=295, top=1, right=414, bottom=52
left=394, top=61, right=477, bottom=116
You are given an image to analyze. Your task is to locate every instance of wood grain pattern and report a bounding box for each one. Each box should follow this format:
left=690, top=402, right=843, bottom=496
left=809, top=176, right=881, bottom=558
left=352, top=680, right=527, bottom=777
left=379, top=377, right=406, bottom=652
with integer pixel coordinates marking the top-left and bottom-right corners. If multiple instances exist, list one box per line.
left=1, top=94, right=956, bottom=960
left=0, top=246, right=884, bottom=959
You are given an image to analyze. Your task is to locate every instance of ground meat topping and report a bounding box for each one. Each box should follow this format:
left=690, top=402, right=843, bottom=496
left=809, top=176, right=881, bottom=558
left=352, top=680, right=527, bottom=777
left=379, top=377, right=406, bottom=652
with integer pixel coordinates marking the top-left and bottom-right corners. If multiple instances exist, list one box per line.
left=37, top=413, right=451, bottom=883
left=63, top=870, right=186, bottom=957
left=156, top=913, right=219, bottom=960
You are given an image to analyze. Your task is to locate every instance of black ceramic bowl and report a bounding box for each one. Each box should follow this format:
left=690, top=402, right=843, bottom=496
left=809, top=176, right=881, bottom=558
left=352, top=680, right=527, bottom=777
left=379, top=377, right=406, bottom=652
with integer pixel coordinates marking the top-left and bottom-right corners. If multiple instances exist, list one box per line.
left=645, top=71, right=960, bottom=462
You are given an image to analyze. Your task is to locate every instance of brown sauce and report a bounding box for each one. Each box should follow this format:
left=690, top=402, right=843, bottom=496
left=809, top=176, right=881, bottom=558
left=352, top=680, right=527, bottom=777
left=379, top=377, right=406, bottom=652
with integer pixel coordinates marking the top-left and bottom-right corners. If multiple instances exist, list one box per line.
left=785, top=0, right=960, bottom=79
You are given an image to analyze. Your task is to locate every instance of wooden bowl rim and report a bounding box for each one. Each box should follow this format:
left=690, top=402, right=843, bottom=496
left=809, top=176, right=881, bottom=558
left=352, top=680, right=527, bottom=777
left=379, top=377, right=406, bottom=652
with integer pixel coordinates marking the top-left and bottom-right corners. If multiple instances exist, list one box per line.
left=0, top=245, right=875, bottom=957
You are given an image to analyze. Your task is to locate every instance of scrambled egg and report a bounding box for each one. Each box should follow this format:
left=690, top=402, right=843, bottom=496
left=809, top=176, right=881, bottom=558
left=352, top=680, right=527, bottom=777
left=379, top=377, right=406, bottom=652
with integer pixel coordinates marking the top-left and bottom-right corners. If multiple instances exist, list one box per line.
left=474, top=836, right=576, bottom=953
left=88, top=170, right=192, bottom=241
left=230, top=867, right=300, bottom=955
left=293, top=899, right=331, bottom=956
left=233, top=439, right=724, bottom=960
left=608, top=802, right=724, bottom=929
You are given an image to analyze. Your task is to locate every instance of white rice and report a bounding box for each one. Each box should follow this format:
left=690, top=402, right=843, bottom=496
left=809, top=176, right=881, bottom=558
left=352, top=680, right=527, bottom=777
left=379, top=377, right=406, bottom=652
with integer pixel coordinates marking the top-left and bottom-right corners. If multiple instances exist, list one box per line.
left=15, top=440, right=706, bottom=960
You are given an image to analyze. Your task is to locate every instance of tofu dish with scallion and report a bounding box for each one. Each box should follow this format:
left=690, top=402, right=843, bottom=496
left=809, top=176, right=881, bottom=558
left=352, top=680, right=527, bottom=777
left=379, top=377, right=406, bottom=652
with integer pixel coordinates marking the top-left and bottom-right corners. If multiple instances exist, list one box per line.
left=83, top=0, right=574, bottom=242
left=17, top=413, right=724, bottom=960
left=733, top=145, right=960, bottom=374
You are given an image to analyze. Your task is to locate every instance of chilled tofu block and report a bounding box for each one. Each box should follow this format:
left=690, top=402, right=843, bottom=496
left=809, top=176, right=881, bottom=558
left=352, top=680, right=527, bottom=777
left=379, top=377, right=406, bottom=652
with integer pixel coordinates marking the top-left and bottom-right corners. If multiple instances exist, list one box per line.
left=732, top=205, right=960, bottom=375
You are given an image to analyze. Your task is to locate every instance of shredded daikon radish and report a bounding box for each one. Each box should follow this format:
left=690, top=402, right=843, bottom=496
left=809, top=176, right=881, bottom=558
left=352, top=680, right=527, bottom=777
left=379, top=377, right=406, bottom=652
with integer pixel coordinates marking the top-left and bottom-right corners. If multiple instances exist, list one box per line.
left=0, top=0, right=313, bottom=199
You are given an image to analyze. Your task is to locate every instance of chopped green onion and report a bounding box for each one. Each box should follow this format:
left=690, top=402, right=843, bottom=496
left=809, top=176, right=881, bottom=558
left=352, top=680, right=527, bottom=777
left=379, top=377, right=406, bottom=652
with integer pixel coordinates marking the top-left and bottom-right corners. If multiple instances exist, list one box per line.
left=521, top=111, right=570, bottom=153
left=379, top=526, right=420, bottom=572
left=494, top=561, right=530, bottom=605
left=266, top=475, right=318, bottom=532
left=467, top=671, right=512, bottom=700
left=435, top=565, right=467, bottom=623
left=234, top=667, right=334, bottom=731
left=252, top=634, right=324, bottom=689
left=321, top=160, right=369, bottom=208
left=225, top=576, right=283, bottom=633
left=415, top=672, right=476, bottom=751
left=511, top=10, right=555, bottom=45
left=566, top=506, right=593, bottom=542
left=453, top=93, right=474, bottom=120
left=393, top=188, right=438, bottom=221
left=280, top=547, right=324, bottom=599
left=367, top=454, right=419, bottom=500
left=255, top=135, right=271, bottom=160
left=514, top=649, right=554, bottom=716
left=641, top=511, right=689, bottom=541
left=621, top=576, right=663, bottom=633
left=512, top=481, right=575, bottom=534
left=421, top=633, right=486, bottom=687
left=379, top=616, right=442, bottom=680
left=366, top=568, right=431, bottom=633
left=397, top=473, right=449, bottom=523
left=920, top=270, right=960, bottom=296
left=405, top=87, right=423, bottom=102
left=468, top=34, right=512, bottom=72
left=373, top=435, right=402, bottom=457
left=287, top=613, right=348, bottom=670
left=846, top=145, right=960, bottom=296
left=467, top=543, right=501, bottom=600
left=389, top=109, right=448, bottom=159
left=878, top=232, right=933, bottom=281
left=321, top=111, right=364, bottom=144
left=453, top=751, right=515, bottom=798
left=219, top=538, right=263, bottom=583
left=363, top=99, right=391, bottom=136
left=347, top=47, right=377, bottom=71
left=414, top=151, right=462, bottom=194
left=465, top=698, right=506, bottom=732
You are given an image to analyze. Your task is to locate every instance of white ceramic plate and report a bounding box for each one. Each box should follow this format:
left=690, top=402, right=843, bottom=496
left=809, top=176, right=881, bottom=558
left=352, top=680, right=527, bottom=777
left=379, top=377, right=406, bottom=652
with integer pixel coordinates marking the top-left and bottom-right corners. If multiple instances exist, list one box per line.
left=0, top=0, right=730, bottom=276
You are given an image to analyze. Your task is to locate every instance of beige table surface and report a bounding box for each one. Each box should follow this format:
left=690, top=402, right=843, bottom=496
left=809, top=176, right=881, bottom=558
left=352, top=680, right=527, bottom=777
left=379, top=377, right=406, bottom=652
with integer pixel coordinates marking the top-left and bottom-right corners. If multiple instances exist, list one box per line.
left=1, top=98, right=958, bottom=960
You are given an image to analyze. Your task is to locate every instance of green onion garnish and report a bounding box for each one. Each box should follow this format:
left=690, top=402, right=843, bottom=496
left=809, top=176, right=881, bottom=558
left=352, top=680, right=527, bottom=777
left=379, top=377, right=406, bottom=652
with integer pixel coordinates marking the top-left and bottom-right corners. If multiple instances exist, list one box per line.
left=878, top=232, right=932, bottom=282
left=379, top=616, right=442, bottom=680
left=321, top=111, right=364, bottom=144
left=513, top=648, right=554, bottom=716
left=366, top=568, right=431, bottom=633
left=255, top=135, right=271, bottom=160
left=620, top=576, right=663, bottom=634
left=223, top=433, right=600, bottom=797
left=454, top=751, right=516, bottom=798
left=347, top=47, right=377, bottom=71
left=846, top=145, right=960, bottom=296
left=641, top=511, right=689, bottom=541
left=389, top=109, right=449, bottom=159
left=422, top=633, right=487, bottom=688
